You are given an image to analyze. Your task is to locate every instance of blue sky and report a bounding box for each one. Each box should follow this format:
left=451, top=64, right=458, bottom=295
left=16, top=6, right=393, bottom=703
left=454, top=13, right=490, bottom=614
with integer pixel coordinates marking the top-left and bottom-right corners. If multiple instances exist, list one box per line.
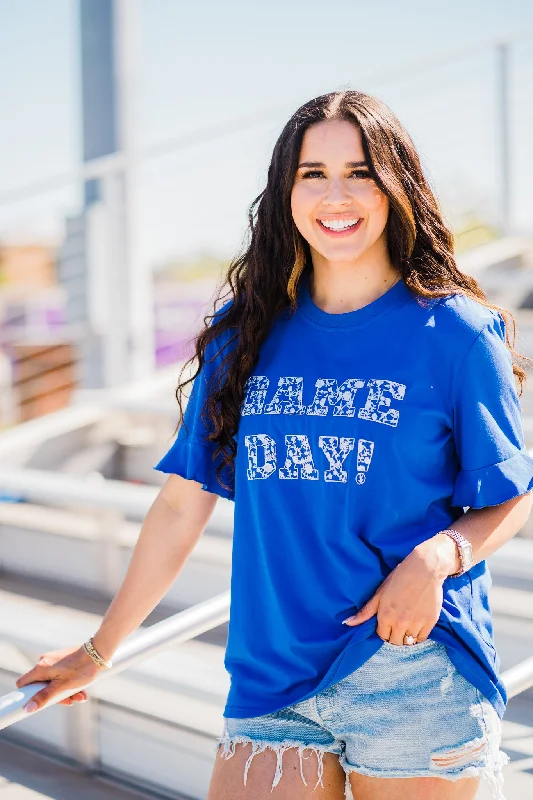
left=0, top=0, right=532, bottom=264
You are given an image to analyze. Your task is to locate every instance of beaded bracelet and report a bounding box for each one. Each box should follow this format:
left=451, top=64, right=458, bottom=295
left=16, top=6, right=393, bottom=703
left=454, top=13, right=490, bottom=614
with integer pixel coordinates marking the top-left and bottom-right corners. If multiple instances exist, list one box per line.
left=83, top=637, right=113, bottom=670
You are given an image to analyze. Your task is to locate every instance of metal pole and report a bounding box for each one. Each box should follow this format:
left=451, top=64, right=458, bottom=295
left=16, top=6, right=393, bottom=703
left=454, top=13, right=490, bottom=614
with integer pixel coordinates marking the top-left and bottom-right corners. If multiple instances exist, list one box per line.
left=114, top=0, right=156, bottom=381
left=502, top=654, right=533, bottom=699
left=0, top=591, right=230, bottom=731
left=496, top=42, right=512, bottom=236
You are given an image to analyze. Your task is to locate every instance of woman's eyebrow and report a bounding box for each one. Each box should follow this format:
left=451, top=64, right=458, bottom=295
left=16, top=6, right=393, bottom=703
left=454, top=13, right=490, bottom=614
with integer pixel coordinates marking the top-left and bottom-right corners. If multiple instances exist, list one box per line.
left=297, top=160, right=369, bottom=168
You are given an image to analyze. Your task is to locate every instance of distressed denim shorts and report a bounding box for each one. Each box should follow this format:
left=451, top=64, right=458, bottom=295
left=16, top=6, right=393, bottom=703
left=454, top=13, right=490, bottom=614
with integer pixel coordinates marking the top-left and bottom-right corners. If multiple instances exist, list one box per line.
left=217, top=639, right=509, bottom=799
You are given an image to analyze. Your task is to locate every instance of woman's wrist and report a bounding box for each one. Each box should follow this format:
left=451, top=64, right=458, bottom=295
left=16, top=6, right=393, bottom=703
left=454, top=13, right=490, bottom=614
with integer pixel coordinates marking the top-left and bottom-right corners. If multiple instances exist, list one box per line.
left=413, top=533, right=461, bottom=581
left=90, top=629, right=118, bottom=664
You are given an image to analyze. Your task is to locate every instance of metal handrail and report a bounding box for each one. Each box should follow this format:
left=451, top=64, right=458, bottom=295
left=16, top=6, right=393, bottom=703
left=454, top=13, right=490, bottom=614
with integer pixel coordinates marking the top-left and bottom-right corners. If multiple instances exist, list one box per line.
left=1, top=29, right=533, bottom=210
left=501, top=656, right=533, bottom=699
left=0, top=467, right=157, bottom=516
left=0, top=466, right=235, bottom=534
left=0, top=590, right=530, bottom=733
left=0, top=437, right=531, bottom=730
left=0, top=591, right=230, bottom=731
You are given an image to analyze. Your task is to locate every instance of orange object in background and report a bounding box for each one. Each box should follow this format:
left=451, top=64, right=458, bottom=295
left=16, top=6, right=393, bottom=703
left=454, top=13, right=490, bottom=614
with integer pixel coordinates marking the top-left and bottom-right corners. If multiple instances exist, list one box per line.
left=0, top=243, right=57, bottom=288
left=9, top=344, right=78, bottom=422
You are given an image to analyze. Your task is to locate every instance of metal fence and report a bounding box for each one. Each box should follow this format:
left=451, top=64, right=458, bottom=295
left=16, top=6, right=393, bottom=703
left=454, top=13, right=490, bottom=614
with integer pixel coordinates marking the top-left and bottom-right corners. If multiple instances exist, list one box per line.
left=0, top=459, right=532, bottom=730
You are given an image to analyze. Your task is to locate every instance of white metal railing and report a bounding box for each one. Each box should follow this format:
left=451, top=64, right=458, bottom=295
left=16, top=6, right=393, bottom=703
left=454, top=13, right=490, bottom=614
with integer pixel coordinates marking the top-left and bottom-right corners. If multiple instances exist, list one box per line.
left=0, top=591, right=230, bottom=731
left=502, top=655, right=533, bottom=698
left=1, top=29, right=532, bottom=214
left=0, top=466, right=232, bottom=598
left=0, top=467, right=157, bottom=516
left=0, top=464, right=234, bottom=533
left=0, top=444, right=531, bottom=736
left=0, top=589, right=531, bottom=734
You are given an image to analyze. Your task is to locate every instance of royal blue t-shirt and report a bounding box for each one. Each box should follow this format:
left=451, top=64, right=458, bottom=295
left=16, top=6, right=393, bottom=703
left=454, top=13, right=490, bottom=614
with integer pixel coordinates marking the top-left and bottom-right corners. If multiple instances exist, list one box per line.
left=154, top=272, right=533, bottom=721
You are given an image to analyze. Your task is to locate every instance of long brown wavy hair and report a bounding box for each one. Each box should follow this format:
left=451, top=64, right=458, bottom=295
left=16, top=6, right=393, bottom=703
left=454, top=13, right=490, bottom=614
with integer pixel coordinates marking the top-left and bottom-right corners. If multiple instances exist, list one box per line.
left=174, top=89, right=531, bottom=493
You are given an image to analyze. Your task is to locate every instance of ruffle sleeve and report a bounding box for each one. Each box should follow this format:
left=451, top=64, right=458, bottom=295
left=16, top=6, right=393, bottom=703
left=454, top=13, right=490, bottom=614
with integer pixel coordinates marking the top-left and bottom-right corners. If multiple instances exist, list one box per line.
left=154, top=438, right=234, bottom=501
left=451, top=448, right=533, bottom=509
left=153, top=307, right=236, bottom=501
left=450, top=312, right=533, bottom=509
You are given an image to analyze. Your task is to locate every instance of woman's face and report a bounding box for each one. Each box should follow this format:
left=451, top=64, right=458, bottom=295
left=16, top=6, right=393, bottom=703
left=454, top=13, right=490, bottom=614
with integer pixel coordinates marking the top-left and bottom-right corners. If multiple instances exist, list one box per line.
left=291, top=119, right=390, bottom=266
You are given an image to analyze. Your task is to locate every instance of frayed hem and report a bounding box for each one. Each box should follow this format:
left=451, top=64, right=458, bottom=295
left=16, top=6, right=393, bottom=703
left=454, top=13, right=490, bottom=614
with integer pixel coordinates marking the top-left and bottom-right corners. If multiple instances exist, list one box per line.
left=215, top=725, right=341, bottom=792
left=341, top=748, right=510, bottom=800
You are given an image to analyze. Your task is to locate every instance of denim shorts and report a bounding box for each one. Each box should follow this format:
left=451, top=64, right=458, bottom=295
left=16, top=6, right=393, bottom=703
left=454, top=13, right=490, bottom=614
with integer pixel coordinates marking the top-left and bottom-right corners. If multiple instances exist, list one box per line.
left=217, top=639, right=509, bottom=799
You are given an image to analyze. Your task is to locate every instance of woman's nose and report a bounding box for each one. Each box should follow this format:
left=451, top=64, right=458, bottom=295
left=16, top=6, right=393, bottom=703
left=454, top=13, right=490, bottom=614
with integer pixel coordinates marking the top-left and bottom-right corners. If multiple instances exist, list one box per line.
left=323, top=178, right=352, bottom=205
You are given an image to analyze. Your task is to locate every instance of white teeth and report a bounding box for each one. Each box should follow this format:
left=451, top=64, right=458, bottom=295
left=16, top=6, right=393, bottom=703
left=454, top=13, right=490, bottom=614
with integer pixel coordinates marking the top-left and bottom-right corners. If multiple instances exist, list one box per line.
left=319, top=218, right=360, bottom=231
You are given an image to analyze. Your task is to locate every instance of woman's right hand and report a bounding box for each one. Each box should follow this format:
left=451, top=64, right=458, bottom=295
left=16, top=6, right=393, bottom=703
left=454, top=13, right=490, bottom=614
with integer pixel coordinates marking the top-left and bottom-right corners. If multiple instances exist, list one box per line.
left=15, top=645, right=104, bottom=712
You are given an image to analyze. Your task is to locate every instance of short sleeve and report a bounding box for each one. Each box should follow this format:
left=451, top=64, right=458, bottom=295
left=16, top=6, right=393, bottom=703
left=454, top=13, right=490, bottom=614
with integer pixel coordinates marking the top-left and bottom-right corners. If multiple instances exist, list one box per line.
left=153, top=328, right=235, bottom=501
left=450, top=313, right=533, bottom=509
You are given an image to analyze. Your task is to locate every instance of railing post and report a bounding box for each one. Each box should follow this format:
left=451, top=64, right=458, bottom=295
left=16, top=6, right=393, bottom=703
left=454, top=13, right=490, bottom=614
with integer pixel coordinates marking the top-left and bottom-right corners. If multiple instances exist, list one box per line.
left=496, top=41, right=512, bottom=236
left=65, top=696, right=99, bottom=770
left=97, top=510, right=124, bottom=596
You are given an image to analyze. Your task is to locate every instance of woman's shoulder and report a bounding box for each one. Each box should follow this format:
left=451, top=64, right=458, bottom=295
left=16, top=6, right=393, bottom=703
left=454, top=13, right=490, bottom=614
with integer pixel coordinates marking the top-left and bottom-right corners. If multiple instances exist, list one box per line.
left=412, top=288, right=504, bottom=354
left=206, top=297, right=237, bottom=348
left=212, top=296, right=234, bottom=322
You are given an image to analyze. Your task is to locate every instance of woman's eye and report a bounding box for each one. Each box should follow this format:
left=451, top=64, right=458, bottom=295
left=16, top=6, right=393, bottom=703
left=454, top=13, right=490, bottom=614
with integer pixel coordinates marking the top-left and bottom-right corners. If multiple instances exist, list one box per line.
left=300, top=170, right=371, bottom=180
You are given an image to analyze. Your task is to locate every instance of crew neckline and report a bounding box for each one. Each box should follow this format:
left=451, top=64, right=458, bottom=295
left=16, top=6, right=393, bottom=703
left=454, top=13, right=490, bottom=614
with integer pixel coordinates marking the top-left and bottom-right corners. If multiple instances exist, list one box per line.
left=297, top=269, right=413, bottom=330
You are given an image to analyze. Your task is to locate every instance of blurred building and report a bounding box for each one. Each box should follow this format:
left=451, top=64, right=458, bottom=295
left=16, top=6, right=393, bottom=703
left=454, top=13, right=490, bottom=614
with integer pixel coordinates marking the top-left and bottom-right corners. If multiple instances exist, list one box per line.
left=0, top=241, right=77, bottom=424
left=57, top=0, right=118, bottom=391
left=57, top=0, right=155, bottom=391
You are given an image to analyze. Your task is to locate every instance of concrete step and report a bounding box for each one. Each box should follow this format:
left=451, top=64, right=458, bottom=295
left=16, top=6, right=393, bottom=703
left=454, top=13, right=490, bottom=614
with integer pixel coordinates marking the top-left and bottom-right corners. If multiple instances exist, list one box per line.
left=0, top=542, right=532, bottom=798
left=0, top=571, right=229, bottom=647
left=0, top=500, right=232, bottom=608
left=2, top=500, right=533, bottom=613
left=0, top=586, right=228, bottom=716
left=0, top=738, right=182, bottom=800
left=0, top=585, right=228, bottom=799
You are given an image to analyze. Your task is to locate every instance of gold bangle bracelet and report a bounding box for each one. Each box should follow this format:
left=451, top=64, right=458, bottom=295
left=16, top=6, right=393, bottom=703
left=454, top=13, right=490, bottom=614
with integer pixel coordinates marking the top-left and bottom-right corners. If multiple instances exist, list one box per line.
left=83, top=638, right=112, bottom=670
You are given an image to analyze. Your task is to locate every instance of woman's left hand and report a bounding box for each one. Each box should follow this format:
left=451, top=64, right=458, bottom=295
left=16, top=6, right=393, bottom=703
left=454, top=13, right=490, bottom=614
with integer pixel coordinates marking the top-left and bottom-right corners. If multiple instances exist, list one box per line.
left=342, top=533, right=459, bottom=645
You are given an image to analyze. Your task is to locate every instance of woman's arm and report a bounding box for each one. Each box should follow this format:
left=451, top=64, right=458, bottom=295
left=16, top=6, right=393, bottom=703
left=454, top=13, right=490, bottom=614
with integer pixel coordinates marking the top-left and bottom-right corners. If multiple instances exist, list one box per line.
left=92, top=474, right=219, bottom=661
left=415, top=490, right=533, bottom=579
left=16, top=474, right=218, bottom=710
left=344, top=490, right=533, bottom=645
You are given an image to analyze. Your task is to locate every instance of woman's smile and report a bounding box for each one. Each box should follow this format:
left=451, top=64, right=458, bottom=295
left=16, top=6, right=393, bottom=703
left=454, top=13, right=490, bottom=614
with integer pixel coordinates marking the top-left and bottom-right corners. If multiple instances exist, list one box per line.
left=317, top=216, right=363, bottom=237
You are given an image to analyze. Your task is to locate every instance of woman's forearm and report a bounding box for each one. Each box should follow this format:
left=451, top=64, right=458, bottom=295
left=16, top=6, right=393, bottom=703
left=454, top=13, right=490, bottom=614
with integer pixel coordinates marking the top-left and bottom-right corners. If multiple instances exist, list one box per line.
left=416, top=490, right=533, bottom=579
left=91, top=478, right=217, bottom=661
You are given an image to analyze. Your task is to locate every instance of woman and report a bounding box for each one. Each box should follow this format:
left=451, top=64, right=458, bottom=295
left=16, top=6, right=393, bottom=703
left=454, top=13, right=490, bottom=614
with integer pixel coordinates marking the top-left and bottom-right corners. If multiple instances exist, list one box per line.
left=15, top=91, right=533, bottom=800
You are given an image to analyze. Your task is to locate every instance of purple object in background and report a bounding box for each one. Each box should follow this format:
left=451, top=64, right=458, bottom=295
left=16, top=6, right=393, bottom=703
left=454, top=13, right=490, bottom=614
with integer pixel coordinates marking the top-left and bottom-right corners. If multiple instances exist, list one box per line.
left=45, top=307, right=66, bottom=328
left=154, top=283, right=215, bottom=368
left=155, top=330, right=194, bottom=367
